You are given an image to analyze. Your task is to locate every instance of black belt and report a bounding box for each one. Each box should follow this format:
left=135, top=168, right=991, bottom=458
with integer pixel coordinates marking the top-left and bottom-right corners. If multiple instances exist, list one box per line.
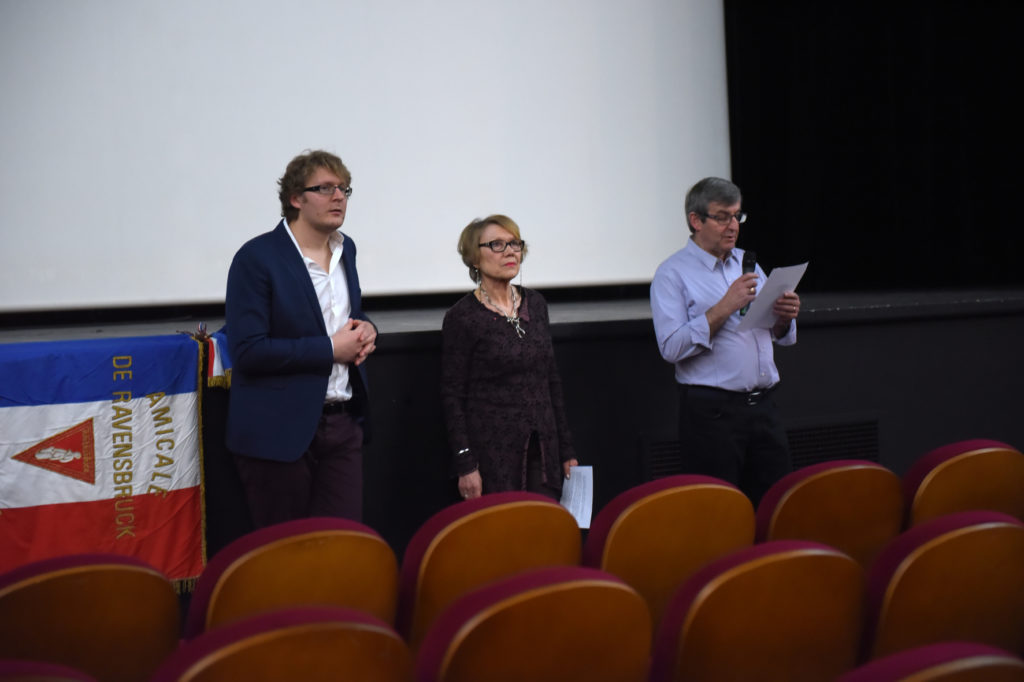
left=681, top=384, right=777, bottom=406
left=322, top=400, right=354, bottom=414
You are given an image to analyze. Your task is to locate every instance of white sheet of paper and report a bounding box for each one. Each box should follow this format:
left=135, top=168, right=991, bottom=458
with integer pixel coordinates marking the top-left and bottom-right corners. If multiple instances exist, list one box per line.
left=736, top=262, right=809, bottom=332
left=559, top=465, right=593, bottom=529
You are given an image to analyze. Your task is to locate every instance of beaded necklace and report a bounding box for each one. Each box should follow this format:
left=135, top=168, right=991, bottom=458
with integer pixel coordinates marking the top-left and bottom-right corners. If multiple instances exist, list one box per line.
left=479, top=283, right=525, bottom=338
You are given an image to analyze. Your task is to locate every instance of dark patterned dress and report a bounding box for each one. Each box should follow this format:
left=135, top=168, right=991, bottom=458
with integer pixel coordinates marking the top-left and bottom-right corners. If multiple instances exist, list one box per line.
left=441, top=286, right=576, bottom=494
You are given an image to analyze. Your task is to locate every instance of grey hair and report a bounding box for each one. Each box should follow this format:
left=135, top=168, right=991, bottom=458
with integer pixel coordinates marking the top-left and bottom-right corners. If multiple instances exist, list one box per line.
left=685, top=177, right=742, bottom=234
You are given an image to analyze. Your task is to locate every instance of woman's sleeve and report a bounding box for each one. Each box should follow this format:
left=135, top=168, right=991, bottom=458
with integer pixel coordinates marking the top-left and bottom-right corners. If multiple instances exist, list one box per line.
left=440, top=304, right=478, bottom=476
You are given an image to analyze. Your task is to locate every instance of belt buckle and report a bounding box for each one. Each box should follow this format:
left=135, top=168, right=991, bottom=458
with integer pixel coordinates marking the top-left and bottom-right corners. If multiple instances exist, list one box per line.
left=746, top=390, right=764, bottom=406
left=323, top=401, right=347, bottom=414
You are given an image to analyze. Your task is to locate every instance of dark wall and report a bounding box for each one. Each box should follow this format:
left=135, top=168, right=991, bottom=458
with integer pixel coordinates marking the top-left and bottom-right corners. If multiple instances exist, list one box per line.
left=723, top=0, right=1024, bottom=291
left=773, top=296, right=1024, bottom=471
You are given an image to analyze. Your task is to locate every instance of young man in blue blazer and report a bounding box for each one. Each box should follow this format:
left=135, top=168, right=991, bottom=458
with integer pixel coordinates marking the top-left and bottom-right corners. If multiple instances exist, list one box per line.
left=225, top=150, right=376, bottom=527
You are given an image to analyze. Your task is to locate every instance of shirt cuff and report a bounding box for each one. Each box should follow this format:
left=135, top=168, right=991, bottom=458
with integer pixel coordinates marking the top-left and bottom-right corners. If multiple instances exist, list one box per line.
left=774, top=320, right=797, bottom=344
left=692, top=314, right=713, bottom=350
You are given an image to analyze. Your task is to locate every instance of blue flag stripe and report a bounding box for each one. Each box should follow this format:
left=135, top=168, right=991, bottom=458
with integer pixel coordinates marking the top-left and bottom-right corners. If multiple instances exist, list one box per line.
left=0, top=335, right=198, bottom=407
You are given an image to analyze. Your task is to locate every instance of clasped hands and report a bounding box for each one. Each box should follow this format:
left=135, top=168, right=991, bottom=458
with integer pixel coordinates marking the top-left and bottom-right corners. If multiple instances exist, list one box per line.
left=331, top=318, right=377, bottom=365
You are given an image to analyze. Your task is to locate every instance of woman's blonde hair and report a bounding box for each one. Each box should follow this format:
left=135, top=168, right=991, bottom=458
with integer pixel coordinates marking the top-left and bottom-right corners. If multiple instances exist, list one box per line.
left=456, top=214, right=528, bottom=282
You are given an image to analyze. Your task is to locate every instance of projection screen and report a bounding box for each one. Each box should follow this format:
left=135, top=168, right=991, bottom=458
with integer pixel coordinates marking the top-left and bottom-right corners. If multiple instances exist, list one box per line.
left=0, top=0, right=730, bottom=312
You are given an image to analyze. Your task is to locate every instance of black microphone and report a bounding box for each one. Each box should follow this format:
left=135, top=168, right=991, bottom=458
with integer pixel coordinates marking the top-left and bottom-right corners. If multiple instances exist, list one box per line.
left=739, top=251, right=756, bottom=316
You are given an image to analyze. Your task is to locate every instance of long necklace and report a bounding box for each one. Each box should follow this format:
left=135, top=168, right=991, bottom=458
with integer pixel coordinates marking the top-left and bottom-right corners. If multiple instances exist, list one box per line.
left=479, top=283, right=525, bottom=338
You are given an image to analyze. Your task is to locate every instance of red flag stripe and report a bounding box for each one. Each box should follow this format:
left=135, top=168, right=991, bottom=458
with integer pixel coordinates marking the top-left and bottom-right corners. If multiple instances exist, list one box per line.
left=0, top=487, right=203, bottom=581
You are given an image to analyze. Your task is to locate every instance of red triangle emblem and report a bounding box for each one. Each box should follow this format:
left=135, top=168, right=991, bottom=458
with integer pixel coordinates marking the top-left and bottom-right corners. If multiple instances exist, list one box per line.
left=13, top=419, right=96, bottom=485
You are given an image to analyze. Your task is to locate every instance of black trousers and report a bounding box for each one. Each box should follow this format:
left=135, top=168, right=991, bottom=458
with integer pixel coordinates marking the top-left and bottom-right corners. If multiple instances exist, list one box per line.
left=677, top=384, right=792, bottom=505
left=234, top=410, right=364, bottom=528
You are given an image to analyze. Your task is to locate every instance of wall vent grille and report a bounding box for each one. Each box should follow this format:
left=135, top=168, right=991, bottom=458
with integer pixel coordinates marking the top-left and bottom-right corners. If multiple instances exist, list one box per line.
left=643, top=418, right=881, bottom=480
left=644, top=440, right=684, bottom=480
left=787, top=419, right=880, bottom=469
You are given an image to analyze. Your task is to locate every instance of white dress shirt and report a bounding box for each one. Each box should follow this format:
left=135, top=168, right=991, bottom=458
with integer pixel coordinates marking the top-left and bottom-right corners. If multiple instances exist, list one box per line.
left=283, top=219, right=353, bottom=402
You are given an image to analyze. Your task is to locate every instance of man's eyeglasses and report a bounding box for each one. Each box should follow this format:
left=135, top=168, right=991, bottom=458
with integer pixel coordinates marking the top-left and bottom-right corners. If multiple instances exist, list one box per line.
left=701, top=211, right=747, bottom=226
left=479, top=239, right=525, bottom=253
left=303, top=184, right=353, bottom=198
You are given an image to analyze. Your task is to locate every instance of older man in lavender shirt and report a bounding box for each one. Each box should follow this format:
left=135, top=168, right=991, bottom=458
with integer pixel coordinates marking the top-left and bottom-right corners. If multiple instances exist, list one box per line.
left=650, top=177, right=801, bottom=504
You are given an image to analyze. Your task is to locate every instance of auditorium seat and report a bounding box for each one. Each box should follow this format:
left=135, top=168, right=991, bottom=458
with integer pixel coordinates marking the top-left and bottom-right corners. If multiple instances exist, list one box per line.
left=756, top=459, right=903, bottom=568
left=396, top=492, right=580, bottom=651
left=415, top=566, right=650, bottom=682
left=153, top=606, right=412, bottom=682
left=0, top=659, right=97, bottom=681
left=903, top=439, right=1024, bottom=526
left=837, top=641, right=1024, bottom=681
left=582, top=474, right=754, bottom=628
left=0, top=553, right=179, bottom=682
left=649, top=540, right=864, bottom=682
left=183, top=517, right=398, bottom=639
left=864, top=510, right=1024, bottom=659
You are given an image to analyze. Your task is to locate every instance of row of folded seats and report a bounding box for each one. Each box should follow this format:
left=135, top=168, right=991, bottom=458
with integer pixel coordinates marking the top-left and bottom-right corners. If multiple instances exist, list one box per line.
left=2, top=437, right=1023, bottom=681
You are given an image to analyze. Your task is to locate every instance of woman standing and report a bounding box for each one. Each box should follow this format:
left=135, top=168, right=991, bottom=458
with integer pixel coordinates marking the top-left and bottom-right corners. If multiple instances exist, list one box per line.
left=440, top=215, right=578, bottom=501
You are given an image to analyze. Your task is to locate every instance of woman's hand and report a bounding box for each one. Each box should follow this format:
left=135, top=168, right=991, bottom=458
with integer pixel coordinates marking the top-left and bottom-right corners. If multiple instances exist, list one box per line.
left=458, top=470, right=482, bottom=500
left=563, top=458, right=579, bottom=479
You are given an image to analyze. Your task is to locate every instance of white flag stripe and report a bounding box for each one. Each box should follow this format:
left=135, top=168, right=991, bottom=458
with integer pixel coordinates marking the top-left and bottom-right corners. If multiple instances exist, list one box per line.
left=0, top=391, right=199, bottom=507
left=209, top=337, right=226, bottom=377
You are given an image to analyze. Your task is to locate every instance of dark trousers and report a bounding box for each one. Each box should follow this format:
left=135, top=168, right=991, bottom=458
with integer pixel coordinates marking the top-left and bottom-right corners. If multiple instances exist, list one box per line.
left=677, top=384, right=792, bottom=505
left=234, top=411, right=364, bottom=528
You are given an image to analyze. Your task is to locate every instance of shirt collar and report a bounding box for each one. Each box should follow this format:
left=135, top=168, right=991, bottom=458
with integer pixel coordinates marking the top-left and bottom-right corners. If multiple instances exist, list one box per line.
left=282, top=218, right=345, bottom=259
left=685, top=236, right=739, bottom=271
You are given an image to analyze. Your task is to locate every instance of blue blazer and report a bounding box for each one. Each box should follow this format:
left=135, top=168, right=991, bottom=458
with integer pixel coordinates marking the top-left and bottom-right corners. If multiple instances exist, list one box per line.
left=224, top=221, right=371, bottom=462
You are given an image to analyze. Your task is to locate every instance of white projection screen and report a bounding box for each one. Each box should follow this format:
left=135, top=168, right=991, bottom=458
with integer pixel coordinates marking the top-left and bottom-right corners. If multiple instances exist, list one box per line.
left=0, top=0, right=730, bottom=313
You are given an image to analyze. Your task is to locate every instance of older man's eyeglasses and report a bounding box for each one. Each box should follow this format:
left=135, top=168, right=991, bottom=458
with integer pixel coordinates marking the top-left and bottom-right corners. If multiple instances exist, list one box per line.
left=702, top=211, right=747, bottom=226
left=479, top=239, right=525, bottom=253
left=303, top=184, right=353, bottom=197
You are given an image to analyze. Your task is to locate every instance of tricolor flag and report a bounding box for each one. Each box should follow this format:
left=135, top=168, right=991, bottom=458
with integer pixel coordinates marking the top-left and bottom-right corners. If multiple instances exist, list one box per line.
left=0, top=334, right=205, bottom=582
left=205, top=330, right=232, bottom=389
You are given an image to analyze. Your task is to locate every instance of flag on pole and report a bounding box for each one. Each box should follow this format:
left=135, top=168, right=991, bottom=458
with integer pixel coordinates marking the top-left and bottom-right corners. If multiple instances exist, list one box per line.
left=205, top=330, right=232, bottom=389
left=0, top=334, right=205, bottom=582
